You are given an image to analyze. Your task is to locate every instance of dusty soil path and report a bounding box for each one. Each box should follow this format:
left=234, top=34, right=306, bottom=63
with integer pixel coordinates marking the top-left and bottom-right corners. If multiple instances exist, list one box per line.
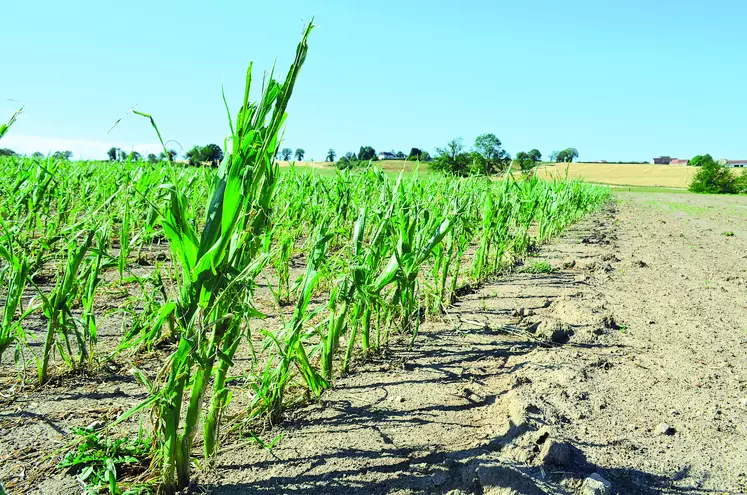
left=195, top=192, right=747, bottom=494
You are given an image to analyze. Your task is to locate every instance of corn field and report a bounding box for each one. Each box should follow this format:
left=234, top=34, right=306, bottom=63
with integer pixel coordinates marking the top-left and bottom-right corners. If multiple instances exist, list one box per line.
left=0, top=24, right=609, bottom=494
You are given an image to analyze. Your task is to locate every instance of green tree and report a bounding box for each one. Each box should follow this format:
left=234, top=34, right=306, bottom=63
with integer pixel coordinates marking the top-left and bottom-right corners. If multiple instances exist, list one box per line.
left=326, top=149, right=337, bottom=162
left=159, top=149, right=178, bottom=162
left=0, top=148, right=16, bottom=157
left=528, top=149, right=542, bottom=162
left=107, top=147, right=118, bottom=161
left=689, top=154, right=712, bottom=167
left=32, top=151, right=44, bottom=159
left=294, top=148, right=305, bottom=161
left=556, top=148, right=579, bottom=163
left=147, top=153, right=158, bottom=163
left=473, top=133, right=510, bottom=173
left=128, top=151, right=142, bottom=162
left=468, top=151, right=489, bottom=175
left=358, top=145, right=376, bottom=161
left=433, top=138, right=471, bottom=175
left=52, top=150, right=73, bottom=160
left=515, top=151, right=533, bottom=171
left=185, top=144, right=223, bottom=165
left=689, top=155, right=737, bottom=193
left=407, top=147, right=423, bottom=160
left=280, top=147, right=293, bottom=160
left=736, top=170, right=747, bottom=193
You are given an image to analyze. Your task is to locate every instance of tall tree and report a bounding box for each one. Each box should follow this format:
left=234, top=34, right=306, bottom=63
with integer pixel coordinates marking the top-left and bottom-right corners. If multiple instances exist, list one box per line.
left=515, top=151, right=539, bottom=172
left=528, top=149, right=542, bottom=162
left=294, top=148, right=305, bottom=161
left=128, top=151, right=142, bottom=162
left=159, top=149, right=178, bottom=162
left=185, top=144, right=223, bottom=165
left=473, top=133, right=510, bottom=173
left=280, top=147, right=293, bottom=160
left=107, top=147, right=118, bottom=161
left=556, top=148, right=579, bottom=163
left=358, top=146, right=376, bottom=161
left=147, top=153, right=158, bottom=163
left=408, top=147, right=423, bottom=160
left=52, top=150, right=73, bottom=160
left=32, top=151, right=44, bottom=159
left=433, top=138, right=470, bottom=175
left=689, top=154, right=713, bottom=167
left=326, top=149, right=337, bottom=162
left=0, top=148, right=16, bottom=157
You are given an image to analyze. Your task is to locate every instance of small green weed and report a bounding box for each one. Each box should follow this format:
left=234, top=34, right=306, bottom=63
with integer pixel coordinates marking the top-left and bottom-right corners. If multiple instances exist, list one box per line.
left=521, top=260, right=554, bottom=274
left=722, top=231, right=735, bottom=237
left=57, top=427, right=152, bottom=494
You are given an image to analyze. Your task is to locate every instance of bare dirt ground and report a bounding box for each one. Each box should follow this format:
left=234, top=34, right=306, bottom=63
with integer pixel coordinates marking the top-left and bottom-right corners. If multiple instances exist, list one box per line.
left=201, top=192, right=747, bottom=495
left=3, top=191, right=747, bottom=494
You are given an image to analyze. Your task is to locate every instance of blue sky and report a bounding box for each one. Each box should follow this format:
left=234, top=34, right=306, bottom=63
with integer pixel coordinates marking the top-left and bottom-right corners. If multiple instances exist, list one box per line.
left=2, top=0, right=746, bottom=161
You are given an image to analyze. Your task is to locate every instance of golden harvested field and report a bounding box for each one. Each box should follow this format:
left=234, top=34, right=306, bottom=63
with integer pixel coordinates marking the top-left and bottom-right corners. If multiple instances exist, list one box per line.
left=282, top=160, right=742, bottom=189
left=277, top=159, right=426, bottom=175
left=535, top=162, right=699, bottom=188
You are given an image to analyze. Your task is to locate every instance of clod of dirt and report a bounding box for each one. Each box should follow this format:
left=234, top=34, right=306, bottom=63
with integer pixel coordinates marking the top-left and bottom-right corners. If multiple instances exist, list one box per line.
left=432, top=470, right=449, bottom=486
left=512, top=307, right=533, bottom=317
left=563, top=258, right=577, bottom=269
left=537, top=320, right=573, bottom=344
left=601, top=253, right=620, bottom=262
left=539, top=439, right=572, bottom=467
left=475, top=464, right=546, bottom=495
left=600, top=315, right=621, bottom=330
left=581, top=473, right=613, bottom=495
left=655, top=422, right=675, bottom=436
left=576, top=260, right=613, bottom=273
left=635, top=260, right=649, bottom=268
left=389, top=395, right=405, bottom=403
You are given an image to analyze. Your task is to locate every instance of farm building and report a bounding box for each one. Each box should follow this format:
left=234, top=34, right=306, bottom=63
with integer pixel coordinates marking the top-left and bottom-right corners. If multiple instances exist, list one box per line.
left=377, top=151, right=397, bottom=160
left=670, top=159, right=689, bottom=165
left=724, top=159, right=747, bottom=168
left=651, top=156, right=672, bottom=164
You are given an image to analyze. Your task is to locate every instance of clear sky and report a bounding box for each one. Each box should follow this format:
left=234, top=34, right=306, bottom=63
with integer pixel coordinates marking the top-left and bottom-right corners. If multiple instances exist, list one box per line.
left=2, top=0, right=746, bottom=162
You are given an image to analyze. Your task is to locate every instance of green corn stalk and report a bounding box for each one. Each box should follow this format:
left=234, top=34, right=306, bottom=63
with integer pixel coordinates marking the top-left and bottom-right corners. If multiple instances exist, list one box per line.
left=35, top=230, right=95, bottom=384
left=118, top=192, right=130, bottom=282
left=121, top=22, right=314, bottom=494
left=0, top=222, right=32, bottom=363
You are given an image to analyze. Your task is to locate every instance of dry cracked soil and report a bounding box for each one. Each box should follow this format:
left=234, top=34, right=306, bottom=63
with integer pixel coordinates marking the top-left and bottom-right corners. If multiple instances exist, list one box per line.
left=3, top=191, right=747, bottom=494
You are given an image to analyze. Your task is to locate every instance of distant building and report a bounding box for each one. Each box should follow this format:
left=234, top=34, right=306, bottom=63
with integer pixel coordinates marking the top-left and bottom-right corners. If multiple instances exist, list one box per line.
left=651, top=156, right=672, bottom=164
left=724, top=159, right=747, bottom=168
left=377, top=152, right=397, bottom=160
left=670, top=159, right=689, bottom=166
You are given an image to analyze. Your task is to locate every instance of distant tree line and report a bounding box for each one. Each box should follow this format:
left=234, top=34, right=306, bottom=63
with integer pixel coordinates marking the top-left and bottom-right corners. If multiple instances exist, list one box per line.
left=107, top=146, right=179, bottom=163
left=431, top=134, right=514, bottom=176
left=331, top=145, right=433, bottom=170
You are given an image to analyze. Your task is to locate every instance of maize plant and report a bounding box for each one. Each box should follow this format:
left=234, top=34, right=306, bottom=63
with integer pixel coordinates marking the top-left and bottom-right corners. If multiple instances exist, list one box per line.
left=127, top=22, right=315, bottom=494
